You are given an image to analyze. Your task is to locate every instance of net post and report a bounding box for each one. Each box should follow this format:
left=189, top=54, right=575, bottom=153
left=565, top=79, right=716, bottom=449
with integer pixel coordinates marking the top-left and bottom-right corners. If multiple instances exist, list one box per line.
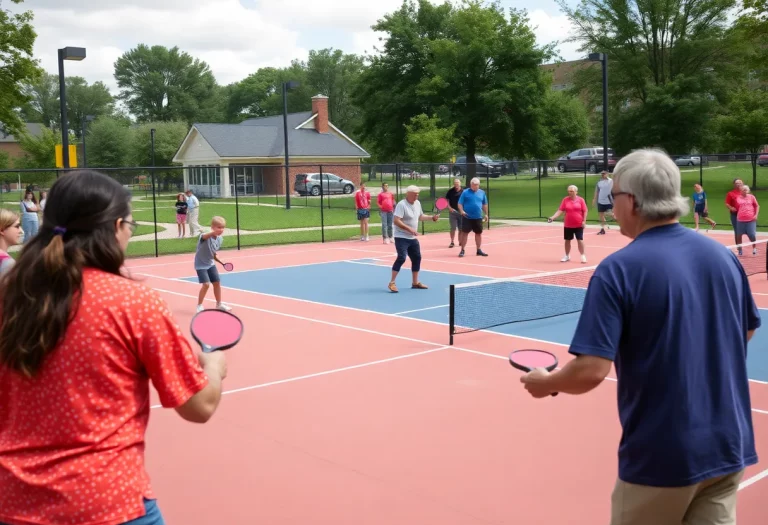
left=449, top=284, right=455, bottom=345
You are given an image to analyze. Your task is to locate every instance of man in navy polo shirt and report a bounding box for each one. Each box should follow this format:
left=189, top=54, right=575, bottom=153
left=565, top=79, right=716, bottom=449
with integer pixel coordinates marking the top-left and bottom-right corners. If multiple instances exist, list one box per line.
left=457, top=177, right=489, bottom=257
left=520, top=149, right=760, bottom=524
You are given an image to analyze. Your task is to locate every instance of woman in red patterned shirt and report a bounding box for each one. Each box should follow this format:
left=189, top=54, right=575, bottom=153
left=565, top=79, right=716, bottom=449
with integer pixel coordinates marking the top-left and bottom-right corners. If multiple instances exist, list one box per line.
left=0, top=171, right=228, bottom=525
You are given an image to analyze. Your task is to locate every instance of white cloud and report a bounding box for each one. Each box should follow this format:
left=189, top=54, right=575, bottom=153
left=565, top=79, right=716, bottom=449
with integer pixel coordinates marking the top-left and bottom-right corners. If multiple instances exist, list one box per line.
left=10, top=0, right=582, bottom=100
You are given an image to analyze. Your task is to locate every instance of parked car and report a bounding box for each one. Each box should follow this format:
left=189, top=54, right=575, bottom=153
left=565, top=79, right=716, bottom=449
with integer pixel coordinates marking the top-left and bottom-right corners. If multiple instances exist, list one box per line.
left=557, top=147, right=616, bottom=173
left=674, top=155, right=706, bottom=167
left=294, top=173, right=356, bottom=196
left=758, top=154, right=768, bottom=167
left=452, top=155, right=504, bottom=177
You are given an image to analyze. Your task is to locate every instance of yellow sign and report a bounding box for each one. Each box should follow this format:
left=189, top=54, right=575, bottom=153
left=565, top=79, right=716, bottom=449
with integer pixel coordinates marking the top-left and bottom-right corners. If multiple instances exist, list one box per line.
left=55, top=145, right=78, bottom=168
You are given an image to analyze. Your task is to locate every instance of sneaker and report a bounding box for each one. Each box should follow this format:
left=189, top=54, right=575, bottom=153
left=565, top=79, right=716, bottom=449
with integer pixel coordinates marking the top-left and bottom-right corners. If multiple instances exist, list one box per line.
left=459, top=249, right=465, bottom=258
left=216, top=303, right=232, bottom=312
left=196, top=304, right=204, bottom=313
left=388, top=281, right=398, bottom=293
left=581, top=255, right=587, bottom=264
left=449, top=242, right=454, bottom=248
left=561, top=255, right=570, bottom=262
left=597, top=229, right=605, bottom=235
left=477, top=249, right=488, bottom=256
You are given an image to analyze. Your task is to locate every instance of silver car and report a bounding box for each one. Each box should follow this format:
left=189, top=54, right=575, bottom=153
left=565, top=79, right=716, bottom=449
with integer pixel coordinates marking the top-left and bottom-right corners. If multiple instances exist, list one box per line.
left=675, top=155, right=702, bottom=166
left=294, top=173, right=356, bottom=196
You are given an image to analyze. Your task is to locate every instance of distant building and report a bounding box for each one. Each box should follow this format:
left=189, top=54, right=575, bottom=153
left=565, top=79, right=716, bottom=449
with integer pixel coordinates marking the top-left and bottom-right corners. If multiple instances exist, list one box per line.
left=172, top=95, right=370, bottom=197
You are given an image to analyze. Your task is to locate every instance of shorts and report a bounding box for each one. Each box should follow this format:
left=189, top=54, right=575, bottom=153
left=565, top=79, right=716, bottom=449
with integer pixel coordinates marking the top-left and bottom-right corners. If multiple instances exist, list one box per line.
left=196, top=266, right=220, bottom=284
left=449, top=211, right=462, bottom=231
left=357, top=209, right=370, bottom=220
left=694, top=205, right=707, bottom=217
left=176, top=214, right=187, bottom=224
left=564, top=227, right=584, bottom=241
left=461, top=218, right=484, bottom=234
left=597, top=203, right=613, bottom=213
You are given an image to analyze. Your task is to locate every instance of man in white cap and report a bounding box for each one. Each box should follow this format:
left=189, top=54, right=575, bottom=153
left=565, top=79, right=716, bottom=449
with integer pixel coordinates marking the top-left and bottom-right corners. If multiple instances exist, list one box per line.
left=388, top=185, right=439, bottom=293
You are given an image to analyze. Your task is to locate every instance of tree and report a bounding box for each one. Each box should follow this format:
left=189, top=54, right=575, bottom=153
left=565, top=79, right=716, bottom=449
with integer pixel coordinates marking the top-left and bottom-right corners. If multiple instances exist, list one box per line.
left=0, top=0, right=41, bottom=137
left=65, top=77, right=115, bottom=138
left=715, top=88, right=768, bottom=188
left=736, top=0, right=768, bottom=82
left=18, top=71, right=58, bottom=129
left=559, top=0, right=747, bottom=154
left=404, top=113, right=459, bottom=196
left=355, top=0, right=554, bottom=167
left=85, top=117, right=132, bottom=168
left=306, top=49, right=366, bottom=133
left=225, top=62, right=312, bottom=122
left=114, top=44, right=218, bottom=124
left=537, top=90, right=590, bottom=160
left=128, top=121, right=189, bottom=167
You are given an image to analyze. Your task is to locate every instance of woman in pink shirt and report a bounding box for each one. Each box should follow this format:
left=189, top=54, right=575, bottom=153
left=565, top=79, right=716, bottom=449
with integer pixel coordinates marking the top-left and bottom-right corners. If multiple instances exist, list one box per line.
left=354, top=182, right=371, bottom=241
left=377, top=182, right=395, bottom=244
left=735, top=184, right=760, bottom=256
left=548, top=184, right=589, bottom=263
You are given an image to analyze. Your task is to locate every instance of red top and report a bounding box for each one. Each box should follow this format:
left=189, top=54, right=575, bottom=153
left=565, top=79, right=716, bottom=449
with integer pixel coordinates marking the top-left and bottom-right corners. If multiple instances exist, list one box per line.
left=355, top=190, right=371, bottom=210
left=736, top=194, right=759, bottom=222
left=559, top=196, right=588, bottom=228
left=377, top=192, right=395, bottom=212
left=0, top=268, right=208, bottom=525
left=726, top=189, right=742, bottom=211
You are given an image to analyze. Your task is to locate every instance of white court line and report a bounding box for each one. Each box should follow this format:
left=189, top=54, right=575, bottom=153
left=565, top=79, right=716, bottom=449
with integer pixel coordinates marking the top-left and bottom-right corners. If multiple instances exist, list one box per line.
left=368, top=253, right=548, bottom=273
left=149, top=347, right=448, bottom=409
left=143, top=274, right=768, bottom=387
left=344, top=259, right=496, bottom=280
left=740, top=468, right=768, bottom=491
left=393, top=304, right=450, bottom=316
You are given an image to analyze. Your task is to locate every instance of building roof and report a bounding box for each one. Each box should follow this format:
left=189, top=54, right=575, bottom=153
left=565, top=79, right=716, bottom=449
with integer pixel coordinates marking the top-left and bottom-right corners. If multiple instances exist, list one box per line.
left=0, top=123, right=45, bottom=143
left=178, top=111, right=370, bottom=160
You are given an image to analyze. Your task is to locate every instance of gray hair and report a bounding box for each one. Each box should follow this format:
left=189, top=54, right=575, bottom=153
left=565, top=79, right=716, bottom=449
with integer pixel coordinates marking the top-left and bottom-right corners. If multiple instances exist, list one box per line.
left=470, top=177, right=480, bottom=185
left=612, top=148, right=689, bottom=220
left=567, top=184, right=578, bottom=192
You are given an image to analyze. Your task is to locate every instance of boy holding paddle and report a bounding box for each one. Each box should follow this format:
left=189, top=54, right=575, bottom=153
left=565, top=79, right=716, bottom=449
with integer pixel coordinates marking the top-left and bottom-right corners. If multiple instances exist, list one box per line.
left=195, top=216, right=232, bottom=313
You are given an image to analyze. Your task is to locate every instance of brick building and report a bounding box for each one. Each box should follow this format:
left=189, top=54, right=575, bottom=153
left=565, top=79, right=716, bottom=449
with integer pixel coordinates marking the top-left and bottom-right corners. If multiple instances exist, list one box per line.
left=0, top=123, right=44, bottom=163
left=172, top=95, right=370, bottom=198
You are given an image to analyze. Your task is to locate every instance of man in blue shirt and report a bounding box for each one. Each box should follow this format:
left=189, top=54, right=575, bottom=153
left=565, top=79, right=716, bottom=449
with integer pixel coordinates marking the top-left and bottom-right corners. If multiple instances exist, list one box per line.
left=520, top=149, right=760, bottom=524
left=457, top=177, right=489, bottom=257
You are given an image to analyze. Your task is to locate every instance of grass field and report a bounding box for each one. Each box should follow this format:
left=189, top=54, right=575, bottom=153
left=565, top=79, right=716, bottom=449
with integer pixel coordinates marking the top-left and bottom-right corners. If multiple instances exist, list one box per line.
left=4, top=159, right=767, bottom=260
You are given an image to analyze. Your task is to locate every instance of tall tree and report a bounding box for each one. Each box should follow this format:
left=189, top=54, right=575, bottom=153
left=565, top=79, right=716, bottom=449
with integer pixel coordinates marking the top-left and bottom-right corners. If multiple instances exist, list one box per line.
left=225, top=62, right=312, bottom=122
left=114, top=44, right=218, bottom=124
left=715, top=88, right=768, bottom=188
left=559, top=0, right=747, bottom=154
left=354, top=0, right=553, bottom=164
left=84, top=117, right=132, bottom=168
left=19, top=71, right=58, bottom=129
left=0, top=0, right=41, bottom=137
left=306, top=49, right=366, bottom=132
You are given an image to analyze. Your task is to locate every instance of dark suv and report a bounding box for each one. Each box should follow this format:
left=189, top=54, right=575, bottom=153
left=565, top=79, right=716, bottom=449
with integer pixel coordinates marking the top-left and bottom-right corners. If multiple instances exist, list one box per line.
left=452, top=155, right=504, bottom=177
left=557, top=147, right=616, bottom=173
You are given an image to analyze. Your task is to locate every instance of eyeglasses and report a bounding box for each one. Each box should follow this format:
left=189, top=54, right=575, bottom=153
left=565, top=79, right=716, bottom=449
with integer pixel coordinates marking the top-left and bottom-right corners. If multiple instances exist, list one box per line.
left=123, top=219, right=139, bottom=235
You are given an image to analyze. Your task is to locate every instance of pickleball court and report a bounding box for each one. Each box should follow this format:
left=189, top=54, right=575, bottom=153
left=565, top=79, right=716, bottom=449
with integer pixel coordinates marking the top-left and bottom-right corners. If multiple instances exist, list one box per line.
left=127, top=223, right=768, bottom=524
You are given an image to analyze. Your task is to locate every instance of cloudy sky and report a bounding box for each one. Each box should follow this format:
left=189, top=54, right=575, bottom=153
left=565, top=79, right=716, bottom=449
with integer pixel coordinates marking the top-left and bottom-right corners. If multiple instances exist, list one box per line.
left=10, top=0, right=584, bottom=94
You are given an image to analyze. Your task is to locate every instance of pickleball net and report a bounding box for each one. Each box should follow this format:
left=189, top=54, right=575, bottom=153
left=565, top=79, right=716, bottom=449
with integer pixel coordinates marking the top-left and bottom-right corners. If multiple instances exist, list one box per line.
left=448, top=238, right=768, bottom=344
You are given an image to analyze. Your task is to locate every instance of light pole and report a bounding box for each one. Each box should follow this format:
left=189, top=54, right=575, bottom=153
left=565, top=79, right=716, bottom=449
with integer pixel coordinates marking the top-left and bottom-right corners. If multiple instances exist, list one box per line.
left=589, top=52, right=608, bottom=171
left=57, top=47, right=86, bottom=169
left=81, top=115, right=95, bottom=167
left=282, top=80, right=300, bottom=209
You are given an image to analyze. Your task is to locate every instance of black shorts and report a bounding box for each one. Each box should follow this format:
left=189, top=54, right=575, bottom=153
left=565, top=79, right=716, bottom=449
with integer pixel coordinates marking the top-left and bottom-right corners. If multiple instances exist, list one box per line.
left=461, top=218, right=484, bottom=234
left=597, top=203, right=613, bottom=213
left=694, top=205, right=707, bottom=217
left=564, top=227, right=584, bottom=241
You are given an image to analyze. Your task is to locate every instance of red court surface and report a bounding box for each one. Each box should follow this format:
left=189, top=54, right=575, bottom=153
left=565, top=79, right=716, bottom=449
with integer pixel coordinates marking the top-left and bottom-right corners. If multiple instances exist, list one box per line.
left=127, top=222, right=768, bottom=524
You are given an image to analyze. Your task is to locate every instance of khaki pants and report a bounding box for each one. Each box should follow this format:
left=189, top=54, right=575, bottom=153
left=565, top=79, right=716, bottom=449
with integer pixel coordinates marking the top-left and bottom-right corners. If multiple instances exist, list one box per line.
left=186, top=207, right=200, bottom=235
left=611, top=470, right=744, bottom=525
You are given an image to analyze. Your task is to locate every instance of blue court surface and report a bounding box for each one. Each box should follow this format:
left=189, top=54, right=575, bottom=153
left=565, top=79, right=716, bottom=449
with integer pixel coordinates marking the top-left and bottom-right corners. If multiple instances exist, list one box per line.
left=183, top=259, right=768, bottom=383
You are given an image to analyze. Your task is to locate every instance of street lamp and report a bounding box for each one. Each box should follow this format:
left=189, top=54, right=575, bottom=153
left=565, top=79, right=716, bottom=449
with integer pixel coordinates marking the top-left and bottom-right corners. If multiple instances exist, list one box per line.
left=282, top=80, right=300, bottom=209
left=57, top=47, right=86, bottom=169
left=589, top=52, right=608, bottom=171
left=81, top=115, right=95, bottom=167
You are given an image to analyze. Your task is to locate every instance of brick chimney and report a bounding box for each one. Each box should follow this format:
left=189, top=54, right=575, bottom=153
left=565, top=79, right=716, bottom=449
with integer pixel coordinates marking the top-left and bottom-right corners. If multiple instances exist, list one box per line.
left=311, top=94, right=329, bottom=134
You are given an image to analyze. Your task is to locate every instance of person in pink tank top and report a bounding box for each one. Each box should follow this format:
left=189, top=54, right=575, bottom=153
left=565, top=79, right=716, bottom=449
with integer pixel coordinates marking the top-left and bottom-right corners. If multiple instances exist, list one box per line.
left=377, top=182, right=395, bottom=244
left=735, top=184, right=760, bottom=256
left=548, top=184, right=589, bottom=263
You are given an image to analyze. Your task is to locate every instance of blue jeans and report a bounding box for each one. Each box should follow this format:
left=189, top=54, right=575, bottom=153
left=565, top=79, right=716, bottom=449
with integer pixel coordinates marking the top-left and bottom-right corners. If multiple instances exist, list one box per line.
left=0, top=498, right=165, bottom=525
left=380, top=211, right=394, bottom=239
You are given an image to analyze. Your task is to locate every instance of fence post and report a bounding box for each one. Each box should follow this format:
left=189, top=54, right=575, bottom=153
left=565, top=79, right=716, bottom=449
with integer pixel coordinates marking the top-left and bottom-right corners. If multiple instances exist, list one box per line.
left=538, top=160, right=542, bottom=218
left=485, top=174, right=490, bottom=230
left=320, top=165, right=325, bottom=243
left=233, top=166, right=241, bottom=250
left=150, top=129, right=159, bottom=258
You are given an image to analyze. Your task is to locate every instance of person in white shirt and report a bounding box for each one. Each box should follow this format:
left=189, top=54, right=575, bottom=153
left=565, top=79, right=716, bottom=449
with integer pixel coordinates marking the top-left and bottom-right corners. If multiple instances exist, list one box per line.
left=388, top=185, right=439, bottom=293
left=593, top=171, right=616, bottom=234
left=185, top=189, right=201, bottom=236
